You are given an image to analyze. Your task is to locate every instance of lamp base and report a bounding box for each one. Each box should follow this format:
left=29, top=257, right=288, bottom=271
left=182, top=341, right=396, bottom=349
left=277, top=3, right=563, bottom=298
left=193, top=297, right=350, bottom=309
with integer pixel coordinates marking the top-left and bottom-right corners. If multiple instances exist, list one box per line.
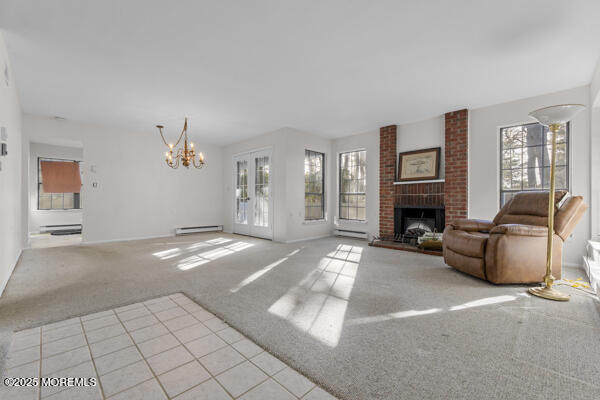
left=528, top=286, right=570, bottom=301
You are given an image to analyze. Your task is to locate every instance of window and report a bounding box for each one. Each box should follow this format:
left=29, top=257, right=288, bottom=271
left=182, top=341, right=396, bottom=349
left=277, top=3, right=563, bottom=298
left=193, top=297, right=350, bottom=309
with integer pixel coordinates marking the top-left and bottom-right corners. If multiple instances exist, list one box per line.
left=38, top=157, right=82, bottom=210
left=339, top=150, right=366, bottom=220
left=500, top=122, right=569, bottom=206
left=304, top=150, right=325, bottom=220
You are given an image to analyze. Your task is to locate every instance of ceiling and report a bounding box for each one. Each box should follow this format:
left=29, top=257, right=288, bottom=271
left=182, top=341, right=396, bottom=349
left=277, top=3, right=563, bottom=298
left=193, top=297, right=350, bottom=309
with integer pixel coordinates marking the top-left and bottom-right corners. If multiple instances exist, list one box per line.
left=1, top=0, right=599, bottom=145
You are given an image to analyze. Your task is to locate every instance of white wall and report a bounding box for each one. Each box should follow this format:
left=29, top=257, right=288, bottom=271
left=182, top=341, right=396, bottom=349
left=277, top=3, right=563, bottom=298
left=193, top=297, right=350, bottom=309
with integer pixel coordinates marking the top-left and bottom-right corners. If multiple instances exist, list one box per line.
left=285, top=130, right=333, bottom=242
left=332, top=130, right=380, bottom=239
left=28, top=142, right=83, bottom=233
left=591, top=58, right=600, bottom=109
left=469, top=85, right=591, bottom=266
left=0, top=32, right=24, bottom=295
left=222, top=128, right=334, bottom=243
left=590, top=58, right=600, bottom=239
left=591, top=107, right=600, bottom=239
left=397, top=116, right=445, bottom=178
left=23, top=115, right=223, bottom=243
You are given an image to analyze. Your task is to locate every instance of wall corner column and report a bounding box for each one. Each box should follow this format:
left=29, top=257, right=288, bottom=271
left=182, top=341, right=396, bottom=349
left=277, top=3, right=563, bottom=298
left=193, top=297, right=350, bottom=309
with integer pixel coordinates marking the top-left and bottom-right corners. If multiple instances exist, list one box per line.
left=379, top=125, right=397, bottom=238
left=444, top=109, right=469, bottom=223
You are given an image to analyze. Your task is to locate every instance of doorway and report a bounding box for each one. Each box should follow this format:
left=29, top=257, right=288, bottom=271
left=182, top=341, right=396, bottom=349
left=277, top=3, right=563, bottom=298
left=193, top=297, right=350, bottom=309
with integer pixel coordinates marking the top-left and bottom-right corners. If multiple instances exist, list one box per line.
left=232, top=148, right=273, bottom=240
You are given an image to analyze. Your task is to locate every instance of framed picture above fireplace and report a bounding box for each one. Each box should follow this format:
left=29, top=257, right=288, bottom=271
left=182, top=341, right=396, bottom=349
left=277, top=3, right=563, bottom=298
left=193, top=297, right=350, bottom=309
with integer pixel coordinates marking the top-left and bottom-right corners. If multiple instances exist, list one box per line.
left=397, top=147, right=440, bottom=182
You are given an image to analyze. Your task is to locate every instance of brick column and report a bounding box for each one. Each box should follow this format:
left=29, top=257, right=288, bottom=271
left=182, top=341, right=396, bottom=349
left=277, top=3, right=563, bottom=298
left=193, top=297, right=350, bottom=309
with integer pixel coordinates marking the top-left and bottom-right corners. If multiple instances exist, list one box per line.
left=379, top=125, right=397, bottom=238
left=445, top=109, right=468, bottom=223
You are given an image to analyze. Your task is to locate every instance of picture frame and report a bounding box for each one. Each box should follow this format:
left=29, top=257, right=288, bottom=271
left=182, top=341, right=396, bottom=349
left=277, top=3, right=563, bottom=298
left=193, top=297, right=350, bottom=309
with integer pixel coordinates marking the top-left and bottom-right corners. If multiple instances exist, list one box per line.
left=397, top=147, right=440, bottom=181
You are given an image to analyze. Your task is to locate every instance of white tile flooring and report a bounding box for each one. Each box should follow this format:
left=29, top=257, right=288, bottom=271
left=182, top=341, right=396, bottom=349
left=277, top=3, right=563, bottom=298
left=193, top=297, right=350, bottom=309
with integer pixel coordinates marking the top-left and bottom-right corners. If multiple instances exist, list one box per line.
left=3, top=293, right=338, bottom=400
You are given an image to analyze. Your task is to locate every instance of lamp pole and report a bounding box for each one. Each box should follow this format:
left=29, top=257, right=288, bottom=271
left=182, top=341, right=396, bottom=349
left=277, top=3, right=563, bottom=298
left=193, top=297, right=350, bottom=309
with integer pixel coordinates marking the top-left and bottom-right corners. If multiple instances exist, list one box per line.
left=527, top=104, right=584, bottom=301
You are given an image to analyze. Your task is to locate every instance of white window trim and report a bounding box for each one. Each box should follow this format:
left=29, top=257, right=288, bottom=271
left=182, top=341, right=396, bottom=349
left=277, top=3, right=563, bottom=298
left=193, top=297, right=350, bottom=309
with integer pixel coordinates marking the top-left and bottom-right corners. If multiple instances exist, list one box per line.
left=304, top=149, right=326, bottom=222
left=497, top=121, right=571, bottom=209
left=336, top=148, right=367, bottom=222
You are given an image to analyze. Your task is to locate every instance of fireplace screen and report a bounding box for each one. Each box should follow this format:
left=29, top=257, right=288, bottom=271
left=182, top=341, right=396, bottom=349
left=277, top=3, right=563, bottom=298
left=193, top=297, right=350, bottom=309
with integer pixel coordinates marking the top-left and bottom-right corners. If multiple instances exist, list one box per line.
left=404, top=217, right=435, bottom=237
left=394, top=206, right=445, bottom=243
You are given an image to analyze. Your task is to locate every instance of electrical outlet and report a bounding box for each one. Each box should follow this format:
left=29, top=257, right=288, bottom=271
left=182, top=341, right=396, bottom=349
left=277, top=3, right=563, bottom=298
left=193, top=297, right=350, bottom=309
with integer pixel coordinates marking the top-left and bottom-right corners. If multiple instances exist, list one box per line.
left=0, top=126, right=7, bottom=141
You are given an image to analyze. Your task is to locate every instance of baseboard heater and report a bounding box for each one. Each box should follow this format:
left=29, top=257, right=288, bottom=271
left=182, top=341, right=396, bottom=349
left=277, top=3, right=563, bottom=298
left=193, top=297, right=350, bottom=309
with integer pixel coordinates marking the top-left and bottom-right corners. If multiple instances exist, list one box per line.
left=175, top=225, right=223, bottom=235
left=40, top=224, right=82, bottom=233
left=333, top=229, right=368, bottom=239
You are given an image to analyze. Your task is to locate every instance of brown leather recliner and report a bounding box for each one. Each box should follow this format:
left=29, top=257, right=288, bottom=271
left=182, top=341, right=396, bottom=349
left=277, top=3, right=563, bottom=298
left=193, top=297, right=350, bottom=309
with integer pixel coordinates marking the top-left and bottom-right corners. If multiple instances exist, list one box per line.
left=443, top=191, right=587, bottom=284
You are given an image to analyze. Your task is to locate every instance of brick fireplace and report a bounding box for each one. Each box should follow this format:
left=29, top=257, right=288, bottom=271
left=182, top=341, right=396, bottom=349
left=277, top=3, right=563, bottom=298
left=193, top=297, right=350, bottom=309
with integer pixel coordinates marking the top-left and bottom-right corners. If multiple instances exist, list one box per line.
left=378, top=110, right=468, bottom=241
left=394, top=182, right=445, bottom=240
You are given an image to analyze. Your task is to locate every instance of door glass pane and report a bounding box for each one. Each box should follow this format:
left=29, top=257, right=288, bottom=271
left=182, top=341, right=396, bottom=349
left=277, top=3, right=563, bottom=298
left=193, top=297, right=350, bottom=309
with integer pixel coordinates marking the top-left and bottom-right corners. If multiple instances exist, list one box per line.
left=254, top=155, right=269, bottom=227
left=236, top=160, right=248, bottom=224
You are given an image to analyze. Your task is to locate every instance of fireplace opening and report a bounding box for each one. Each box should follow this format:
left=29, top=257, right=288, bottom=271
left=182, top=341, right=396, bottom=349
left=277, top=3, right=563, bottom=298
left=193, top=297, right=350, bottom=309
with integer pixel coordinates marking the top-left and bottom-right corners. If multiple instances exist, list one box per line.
left=394, top=206, right=444, bottom=244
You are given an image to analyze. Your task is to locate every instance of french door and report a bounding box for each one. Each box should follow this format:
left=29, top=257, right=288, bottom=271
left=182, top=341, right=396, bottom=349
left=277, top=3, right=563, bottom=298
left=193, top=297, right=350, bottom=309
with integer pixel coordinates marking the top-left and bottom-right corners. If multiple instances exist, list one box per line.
left=233, top=148, right=273, bottom=239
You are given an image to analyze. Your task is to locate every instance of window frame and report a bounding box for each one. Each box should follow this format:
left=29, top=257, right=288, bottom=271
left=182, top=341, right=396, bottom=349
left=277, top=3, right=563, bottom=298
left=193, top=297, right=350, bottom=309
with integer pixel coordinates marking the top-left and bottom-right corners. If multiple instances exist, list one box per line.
left=304, top=149, right=326, bottom=221
left=498, top=122, right=570, bottom=207
left=38, top=157, right=82, bottom=211
left=338, top=149, right=367, bottom=222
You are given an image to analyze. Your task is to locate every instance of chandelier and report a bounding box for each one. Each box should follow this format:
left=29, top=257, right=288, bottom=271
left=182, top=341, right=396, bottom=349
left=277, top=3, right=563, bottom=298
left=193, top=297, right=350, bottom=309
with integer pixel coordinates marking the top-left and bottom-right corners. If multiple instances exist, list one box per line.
left=156, top=117, right=205, bottom=169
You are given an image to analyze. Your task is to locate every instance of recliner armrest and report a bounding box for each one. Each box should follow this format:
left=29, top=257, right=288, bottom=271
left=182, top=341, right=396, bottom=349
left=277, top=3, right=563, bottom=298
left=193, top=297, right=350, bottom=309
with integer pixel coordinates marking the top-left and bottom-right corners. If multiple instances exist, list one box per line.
left=449, top=219, right=495, bottom=232
left=490, top=224, right=548, bottom=237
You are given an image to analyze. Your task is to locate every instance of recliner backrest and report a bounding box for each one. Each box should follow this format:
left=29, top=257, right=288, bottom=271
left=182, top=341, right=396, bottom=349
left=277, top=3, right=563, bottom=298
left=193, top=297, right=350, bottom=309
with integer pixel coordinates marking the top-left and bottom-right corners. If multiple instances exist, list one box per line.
left=554, top=196, right=588, bottom=241
left=494, top=191, right=568, bottom=227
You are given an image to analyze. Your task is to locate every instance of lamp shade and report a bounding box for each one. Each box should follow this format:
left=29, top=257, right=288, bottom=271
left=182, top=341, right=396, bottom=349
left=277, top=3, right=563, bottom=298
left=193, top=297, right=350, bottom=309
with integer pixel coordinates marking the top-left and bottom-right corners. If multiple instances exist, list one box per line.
left=529, top=104, right=585, bottom=126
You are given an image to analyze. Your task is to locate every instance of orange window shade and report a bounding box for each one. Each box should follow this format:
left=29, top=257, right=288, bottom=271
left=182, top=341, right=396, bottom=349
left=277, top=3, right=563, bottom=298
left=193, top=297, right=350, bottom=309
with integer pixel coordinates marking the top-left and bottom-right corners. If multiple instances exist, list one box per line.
left=41, top=161, right=81, bottom=193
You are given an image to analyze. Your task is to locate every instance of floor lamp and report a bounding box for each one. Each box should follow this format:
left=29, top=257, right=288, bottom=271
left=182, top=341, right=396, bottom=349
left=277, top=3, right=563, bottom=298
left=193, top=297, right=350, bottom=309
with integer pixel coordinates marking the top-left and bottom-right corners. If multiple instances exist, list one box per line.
left=527, top=104, right=585, bottom=301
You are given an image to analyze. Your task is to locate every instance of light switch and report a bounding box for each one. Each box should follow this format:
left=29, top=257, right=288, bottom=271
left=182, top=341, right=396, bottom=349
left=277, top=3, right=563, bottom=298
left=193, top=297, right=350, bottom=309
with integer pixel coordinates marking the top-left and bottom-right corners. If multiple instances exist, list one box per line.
left=0, top=126, right=7, bottom=141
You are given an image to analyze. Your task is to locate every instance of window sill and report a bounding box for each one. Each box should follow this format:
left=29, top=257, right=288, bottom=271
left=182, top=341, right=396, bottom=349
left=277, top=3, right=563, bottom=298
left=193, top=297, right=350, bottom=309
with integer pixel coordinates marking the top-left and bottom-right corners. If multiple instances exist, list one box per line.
left=336, top=219, right=368, bottom=225
left=36, top=209, right=82, bottom=212
left=303, top=219, right=328, bottom=225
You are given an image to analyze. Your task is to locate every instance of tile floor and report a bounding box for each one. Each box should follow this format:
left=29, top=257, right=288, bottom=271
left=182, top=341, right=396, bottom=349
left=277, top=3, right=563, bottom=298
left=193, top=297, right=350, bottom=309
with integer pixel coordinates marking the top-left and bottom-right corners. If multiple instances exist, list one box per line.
left=2, top=293, right=338, bottom=400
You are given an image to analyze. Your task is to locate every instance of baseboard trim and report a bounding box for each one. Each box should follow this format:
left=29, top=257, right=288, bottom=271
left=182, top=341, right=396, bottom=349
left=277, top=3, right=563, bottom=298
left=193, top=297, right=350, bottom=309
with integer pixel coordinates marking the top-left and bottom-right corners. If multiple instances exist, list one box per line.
left=563, top=262, right=582, bottom=268
left=82, top=233, right=175, bottom=245
left=0, top=249, right=23, bottom=298
left=284, top=234, right=332, bottom=244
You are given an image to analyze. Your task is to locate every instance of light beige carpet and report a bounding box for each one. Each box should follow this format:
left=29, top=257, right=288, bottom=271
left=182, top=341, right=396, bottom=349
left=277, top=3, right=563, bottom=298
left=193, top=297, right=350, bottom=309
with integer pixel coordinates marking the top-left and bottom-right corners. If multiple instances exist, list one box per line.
left=1, top=233, right=599, bottom=399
